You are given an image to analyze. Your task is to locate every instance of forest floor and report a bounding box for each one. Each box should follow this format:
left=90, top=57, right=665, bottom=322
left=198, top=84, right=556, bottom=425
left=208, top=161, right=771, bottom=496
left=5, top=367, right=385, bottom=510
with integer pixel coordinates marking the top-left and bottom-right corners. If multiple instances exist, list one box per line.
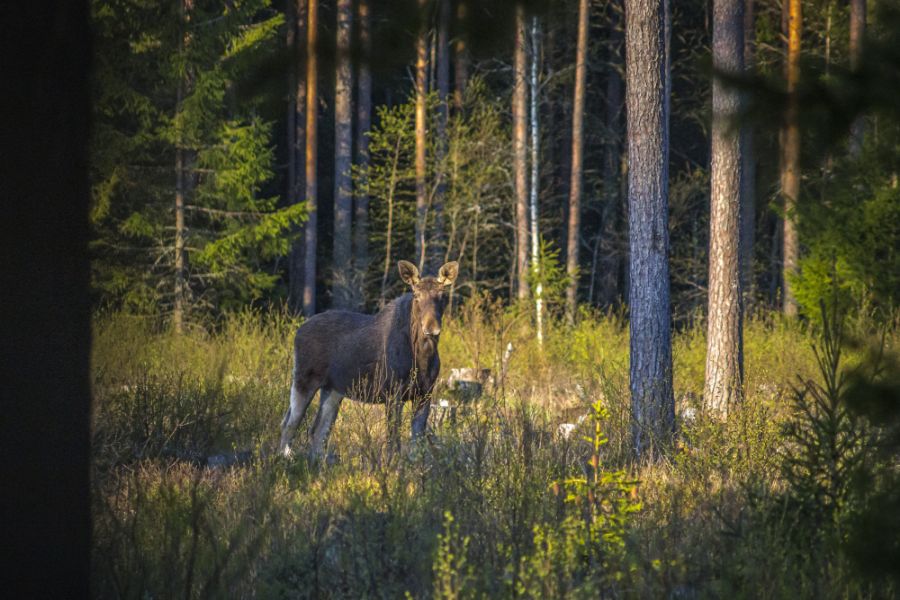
left=90, top=299, right=898, bottom=598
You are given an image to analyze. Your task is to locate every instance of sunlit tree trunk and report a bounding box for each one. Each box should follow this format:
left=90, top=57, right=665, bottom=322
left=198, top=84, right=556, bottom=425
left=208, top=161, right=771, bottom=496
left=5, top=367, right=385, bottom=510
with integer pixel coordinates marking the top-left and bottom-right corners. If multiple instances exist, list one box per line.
left=432, top=0, right=450, bottom=268
left=289, top=0, right=307, bottom=314
left=781, top=0, right=800, bottom=317
left=565, top=0, right=589, bottom=325
left=530, top=16, right=543, bottom=345
left=333, top=0, right=353, bottom=308
left=600, top=0, right=624, bottom=307
left=303, top=0, right=319, bottom=316
left=453, top=0, right=469, bottom=110
left=173, top=0, right=188, bottom=333
left=513, top=3, right=529, bottom=301
left=354, top=0, right=371, bottom=291
left=704, top=0, right=744, bottom=416
left=415, top=0, right=429, bottom=270
left=625, top=0, right=674, bottom=458
left=740, top=0, right=755, bottom=300
left=848, top=0, right=865, bottom=156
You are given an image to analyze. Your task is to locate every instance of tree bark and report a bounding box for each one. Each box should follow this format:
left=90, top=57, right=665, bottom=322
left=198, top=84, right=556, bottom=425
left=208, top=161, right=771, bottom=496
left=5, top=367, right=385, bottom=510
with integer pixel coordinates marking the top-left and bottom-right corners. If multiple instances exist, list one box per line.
left=600, top=0, right=624, bottom=307
left=739, top=0, right=755, bottom=299
left=625, top=0, right=674, bottom=458
left=333, top=0, right=354, bottom=308
left=303, top=0, right=319, bottom=316
left=173, top=0, right=188, bottom=333
left=781, top=0, right=800, bottom=317
left=432, top=0, right=450, bottom=269
left=565, top=0, right=590, bottom=324
left=415, top=0, right=429, bottom=270
left=453, top=0, right=469, bottom=109
left=514, top=3, right=529, bottom=301
left=848, top=0, right=865, bottom=156
left=530, top=17, right=543, bottom=345
left=289, top=0, right=307, bottom=314
left=354, top=0, right=372, bottom=293
left=704, top=0, right=744, bottom=416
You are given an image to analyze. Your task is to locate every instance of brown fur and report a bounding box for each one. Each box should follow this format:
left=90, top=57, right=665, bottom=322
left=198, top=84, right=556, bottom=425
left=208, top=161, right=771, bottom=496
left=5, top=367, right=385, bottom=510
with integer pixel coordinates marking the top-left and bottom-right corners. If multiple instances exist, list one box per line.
left=279, top=260, right=459, bottom=458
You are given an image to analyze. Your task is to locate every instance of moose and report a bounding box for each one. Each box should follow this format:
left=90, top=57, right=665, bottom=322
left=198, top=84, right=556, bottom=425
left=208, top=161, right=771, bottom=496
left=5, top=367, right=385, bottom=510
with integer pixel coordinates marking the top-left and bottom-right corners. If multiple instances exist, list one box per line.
left=279, top=260, right=459, bottom=459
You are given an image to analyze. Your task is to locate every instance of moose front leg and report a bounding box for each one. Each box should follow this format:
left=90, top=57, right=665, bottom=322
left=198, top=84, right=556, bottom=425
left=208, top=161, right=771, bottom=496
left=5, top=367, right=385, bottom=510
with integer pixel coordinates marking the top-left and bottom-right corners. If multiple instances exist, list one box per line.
left=410, top=396, right=431, bottom=439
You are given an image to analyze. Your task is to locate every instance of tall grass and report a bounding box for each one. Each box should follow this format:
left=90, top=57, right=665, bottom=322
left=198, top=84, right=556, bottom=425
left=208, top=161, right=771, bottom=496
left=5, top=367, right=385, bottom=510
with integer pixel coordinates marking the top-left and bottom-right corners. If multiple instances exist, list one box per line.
left=90, top=302, right=895, bottom=598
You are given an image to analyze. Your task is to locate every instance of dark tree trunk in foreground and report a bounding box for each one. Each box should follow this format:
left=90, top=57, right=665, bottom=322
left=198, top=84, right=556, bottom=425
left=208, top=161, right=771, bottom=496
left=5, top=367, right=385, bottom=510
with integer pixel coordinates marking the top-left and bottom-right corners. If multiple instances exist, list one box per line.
left=625, top=0, right=674, bottom=458
left=514, top=3, right=529, bottom=301
left=705, top=0, right=745, bottom=416
left=173, top=0, right=188, bottom=333
left=333, top=0, right=354, bottom=308
left=740, top=0, right=755, bottom=299
left=354, top=0, right=372, bottom=290
left=303, top=0, right=319, bottom=316
left=565, top=0, right=589, bottom=325
left=781, top=0, right=800, bottom=317
left=2, top=2, right=91, bottom=595
left=600, top=0, right=624, bottom=307
left=848, top=0, right=866, bottom=156
left=289, top=0, right=307, bottom=313
left=414, top=0, right=428, bottom=270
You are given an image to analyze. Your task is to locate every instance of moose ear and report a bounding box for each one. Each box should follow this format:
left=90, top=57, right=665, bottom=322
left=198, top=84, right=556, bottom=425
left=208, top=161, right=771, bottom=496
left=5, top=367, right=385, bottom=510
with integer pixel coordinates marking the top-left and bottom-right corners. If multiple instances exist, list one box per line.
left=398, top=260, right=420, bottom=286
left=437, top=261, right=459, bottom=286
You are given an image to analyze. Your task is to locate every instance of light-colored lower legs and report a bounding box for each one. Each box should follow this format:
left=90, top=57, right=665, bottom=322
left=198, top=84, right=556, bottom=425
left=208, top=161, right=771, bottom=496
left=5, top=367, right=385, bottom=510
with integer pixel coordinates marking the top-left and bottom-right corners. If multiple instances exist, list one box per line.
left=280, top=381, right=315, bottom=457
left=411, top=399, right=431, bottom=439
left=309, top=388, right=344, bottom=460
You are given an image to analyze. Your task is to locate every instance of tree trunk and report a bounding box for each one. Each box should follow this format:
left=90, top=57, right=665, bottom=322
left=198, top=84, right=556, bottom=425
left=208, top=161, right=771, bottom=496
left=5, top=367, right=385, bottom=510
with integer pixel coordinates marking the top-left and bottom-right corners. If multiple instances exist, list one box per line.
left=333, top=0, right=354, bottom=308
left=848, top=0, right=865, bottom=156
left=453, top=0, right=469, bottom=109
left=173, top=0, right=188, bottom=333
left=289, top=0, right=307, bottom=314
left=354, top=0, right=372, bottom=295
left=600, top=0, right=624, bottom=307
left=704, top=0, right=744, bottom=416
left=625, top=0, right=674, bottom=458
left=530, top=16, right=543, bottom=346
left=415, top=0, right=429, bottom=270
left=565, top=0, right=589, bottom=324
left=514, top=3, right=529, bottom=301
left=781, top=0, right=800, bottom=317
left=432, top=0, right=450, bottom=269
left=739, top=0, right=755, bottom=300
left=303, top=0, right=319, bottom=317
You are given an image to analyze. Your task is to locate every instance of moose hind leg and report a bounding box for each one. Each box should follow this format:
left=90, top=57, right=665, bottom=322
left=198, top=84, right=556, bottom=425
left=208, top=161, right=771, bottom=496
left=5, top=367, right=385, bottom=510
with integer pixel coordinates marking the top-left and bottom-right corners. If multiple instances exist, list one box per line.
left=309, top=389, right=343, bottom=460
left=280, top=381, right=316, bottom=457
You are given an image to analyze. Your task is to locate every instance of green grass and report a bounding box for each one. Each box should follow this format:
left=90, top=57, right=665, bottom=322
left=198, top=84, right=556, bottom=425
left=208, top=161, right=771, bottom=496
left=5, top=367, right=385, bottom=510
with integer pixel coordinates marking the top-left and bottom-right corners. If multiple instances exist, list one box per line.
left=90, top=304, right=896, bottom=598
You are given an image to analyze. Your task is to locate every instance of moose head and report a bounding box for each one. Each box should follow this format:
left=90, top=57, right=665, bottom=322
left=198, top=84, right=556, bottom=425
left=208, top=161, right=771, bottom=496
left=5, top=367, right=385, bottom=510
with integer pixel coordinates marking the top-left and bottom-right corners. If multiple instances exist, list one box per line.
left=398, top=260, right=459, bottom=338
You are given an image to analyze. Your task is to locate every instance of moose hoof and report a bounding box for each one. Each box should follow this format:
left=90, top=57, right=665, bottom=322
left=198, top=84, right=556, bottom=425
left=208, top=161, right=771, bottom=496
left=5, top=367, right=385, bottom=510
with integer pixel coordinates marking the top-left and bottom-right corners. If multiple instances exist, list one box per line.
left=281, top=445, right=294, bottom=460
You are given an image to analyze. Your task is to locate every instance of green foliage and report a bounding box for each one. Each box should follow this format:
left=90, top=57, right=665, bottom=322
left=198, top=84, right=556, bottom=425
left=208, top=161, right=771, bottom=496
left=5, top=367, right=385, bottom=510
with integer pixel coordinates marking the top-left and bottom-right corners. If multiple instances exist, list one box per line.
left=90, top=0, right=301, bottom=318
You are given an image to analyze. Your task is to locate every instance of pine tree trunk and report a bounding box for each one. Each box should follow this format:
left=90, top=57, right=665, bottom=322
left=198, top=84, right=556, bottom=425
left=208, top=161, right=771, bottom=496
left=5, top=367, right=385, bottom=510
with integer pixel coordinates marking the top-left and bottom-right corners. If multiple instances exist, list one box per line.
left=303, top=0, right=319, bottom=317
left=600, top=0, right=624, bottom=307
left=415, top=0, right=429, bottom=270
left=739, top=0, right=755, bottom=300
left=514, top=3, right=529, bottom=301
left=848, top=0, right=865, bottom=156
left=432, top=0, right=450, bottom=269
left=781, top=0, right=800, bottom=317
left=625, top=0, right=674, bottom=458
left=289, top=0, right=307, bottom=314
left=565, top=0, right=589, bottom=324
left=333, top=0, right=354, bottom=308
left=453, top=0, right=469, bottom=109
left=704, top=0, right=744, bottom=416
left=530, top=16, right=543, bottom=346
left=173, top=0, right=188, bottom=333
left=354, top=0, right=372, bottom=292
